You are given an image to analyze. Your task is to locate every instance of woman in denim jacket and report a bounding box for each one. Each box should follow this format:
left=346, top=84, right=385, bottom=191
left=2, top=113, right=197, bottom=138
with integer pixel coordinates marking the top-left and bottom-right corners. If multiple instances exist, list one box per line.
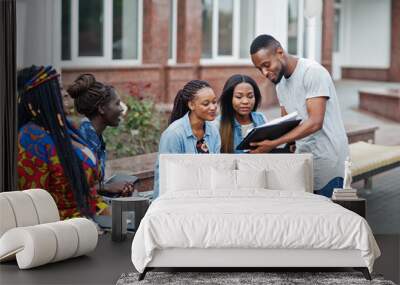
left=153, top=80, right=220, bottom=199
left=214, top=74, right=267, bottom=153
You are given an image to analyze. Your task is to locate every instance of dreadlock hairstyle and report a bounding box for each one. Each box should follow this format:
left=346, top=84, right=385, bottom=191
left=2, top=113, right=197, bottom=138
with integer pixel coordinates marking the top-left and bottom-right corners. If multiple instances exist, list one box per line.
left=17, top=65, right=92, bottom=216
left=67, top=73, right=115, bottom=119
left=169, top=80, right=211, bottom=125
left=219, top=74, right=262, bottom=153
left=250, top=34, right=282, bottom=55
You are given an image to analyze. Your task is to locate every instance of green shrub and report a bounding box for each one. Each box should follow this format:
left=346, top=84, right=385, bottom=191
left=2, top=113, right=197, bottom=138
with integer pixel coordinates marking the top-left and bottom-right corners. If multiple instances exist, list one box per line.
left=103, top=91, right=167, bottom=159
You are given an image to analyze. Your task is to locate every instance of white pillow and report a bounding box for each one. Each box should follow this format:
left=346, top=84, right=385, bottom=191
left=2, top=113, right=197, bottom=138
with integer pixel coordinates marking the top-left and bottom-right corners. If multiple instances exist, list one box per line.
left=266, top=165, right=307, bottom=191
left=165, top=158, right=237, bottom=193
left=212, top=168, right=236, bottom=190
left=236, top=169, right=268, bottom=189
left=211, top=169, right=268, bottom=191
left=238, top=159, right=308, bottom=192
left=167, top=162, right=211, bottom=191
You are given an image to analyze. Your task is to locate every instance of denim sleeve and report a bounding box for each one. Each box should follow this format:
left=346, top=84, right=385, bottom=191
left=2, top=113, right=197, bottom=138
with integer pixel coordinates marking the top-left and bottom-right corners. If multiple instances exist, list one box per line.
left=260, top=113, right=267, bottom=124
left=153, top=130, right=183, bottom=199
left=78, top=124, right=89, bottom=141
left=211, top=118, right=220, bottom=132
left=214, top=137, right=221, bottom=154
left=211, top=130, right=221, bottom=154
left=158, top=129, right=184, bottom=153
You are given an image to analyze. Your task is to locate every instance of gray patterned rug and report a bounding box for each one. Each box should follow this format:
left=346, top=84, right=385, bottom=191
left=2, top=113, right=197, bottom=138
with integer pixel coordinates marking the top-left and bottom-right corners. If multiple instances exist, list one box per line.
left=117, top=271, right=396, bottom=285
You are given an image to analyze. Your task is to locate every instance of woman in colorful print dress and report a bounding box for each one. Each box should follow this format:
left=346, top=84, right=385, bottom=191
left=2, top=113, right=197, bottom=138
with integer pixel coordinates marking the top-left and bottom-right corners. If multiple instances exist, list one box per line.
left=17, top=66, right=107, bottom=219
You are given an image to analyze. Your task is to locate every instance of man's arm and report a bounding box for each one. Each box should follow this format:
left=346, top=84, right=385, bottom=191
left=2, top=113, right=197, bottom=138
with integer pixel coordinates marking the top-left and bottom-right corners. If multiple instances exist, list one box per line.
left=280, top=106, right=288, bottom=117
left=280, top=106, right=296, bottom=152
left=250, top=97, right=327, bottom=153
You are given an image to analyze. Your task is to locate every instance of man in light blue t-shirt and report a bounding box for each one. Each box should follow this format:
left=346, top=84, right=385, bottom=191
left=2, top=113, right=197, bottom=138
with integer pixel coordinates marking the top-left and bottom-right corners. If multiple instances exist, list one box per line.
left=249, top=34, right=349, bottom=197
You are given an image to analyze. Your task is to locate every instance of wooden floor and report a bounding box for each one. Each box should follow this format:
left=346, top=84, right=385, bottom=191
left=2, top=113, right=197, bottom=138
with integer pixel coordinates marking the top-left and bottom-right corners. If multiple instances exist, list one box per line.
left=0, top=233, right=398, bottom=285
left=0, top=233, right=134, bottom=285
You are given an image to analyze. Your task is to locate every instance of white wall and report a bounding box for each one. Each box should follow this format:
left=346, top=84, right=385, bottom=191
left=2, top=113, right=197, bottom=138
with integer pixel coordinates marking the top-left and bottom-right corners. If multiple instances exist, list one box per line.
left=16, top=0, right=59, bottom=70
left=343, top=0, right=391, bottom=68
left=255, top=0, right=288, bottom=49
left=255, top=0, right=322, bottom=62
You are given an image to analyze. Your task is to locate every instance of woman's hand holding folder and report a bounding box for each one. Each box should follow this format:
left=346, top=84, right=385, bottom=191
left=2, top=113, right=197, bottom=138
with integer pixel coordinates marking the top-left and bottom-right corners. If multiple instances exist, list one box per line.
left=249, top=140, right=296, bottom=153
left=249, top=139, right=279, bottom=153
left=236, top=112, right=301, bottom=151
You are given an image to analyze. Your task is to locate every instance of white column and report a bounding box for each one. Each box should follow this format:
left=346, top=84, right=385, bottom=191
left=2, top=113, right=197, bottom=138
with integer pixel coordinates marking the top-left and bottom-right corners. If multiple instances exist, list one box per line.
left=303, top=0, right=322, bottom=62
left=16, top=0, right=58, bottom=68
left=304, top=16, right=322, bottom=62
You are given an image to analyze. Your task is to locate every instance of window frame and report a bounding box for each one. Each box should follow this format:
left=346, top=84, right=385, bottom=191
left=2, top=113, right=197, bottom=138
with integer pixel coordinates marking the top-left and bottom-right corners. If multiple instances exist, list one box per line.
left=168, top=0, right=178, bottom=65
left=333, top=0, right=344, bottom=53
left=287, top=0, right=305, bottom=58
left=200, top=0, right=255, bottom=65
left=58, top=0, right=143, bottom=68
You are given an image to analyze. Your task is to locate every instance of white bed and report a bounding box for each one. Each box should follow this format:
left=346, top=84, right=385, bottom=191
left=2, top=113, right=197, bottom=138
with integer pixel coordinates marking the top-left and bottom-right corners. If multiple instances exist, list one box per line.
left=131, top=154, right=380, bottom=280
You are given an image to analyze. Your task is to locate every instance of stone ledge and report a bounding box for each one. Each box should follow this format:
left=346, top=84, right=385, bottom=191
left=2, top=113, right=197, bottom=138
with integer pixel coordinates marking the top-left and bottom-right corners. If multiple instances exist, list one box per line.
left=359, top=88, right=400, bottom=122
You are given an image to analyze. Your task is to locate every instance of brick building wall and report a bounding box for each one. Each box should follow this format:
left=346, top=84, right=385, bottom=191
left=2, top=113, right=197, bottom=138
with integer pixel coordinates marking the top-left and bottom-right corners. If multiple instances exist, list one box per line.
left=66, top=0, right=400, bottom=104
left=61, top=0, right=278, bottom=108
left=389, top=0, right=400, bottom=81
left=62, top=64, right=277, bottom=109
left=321, top=0, right=333, bottom=74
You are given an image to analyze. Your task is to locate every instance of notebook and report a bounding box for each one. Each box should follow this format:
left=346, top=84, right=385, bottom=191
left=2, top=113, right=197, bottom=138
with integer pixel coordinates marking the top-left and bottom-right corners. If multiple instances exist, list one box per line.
left=236, top=112, right=301, bottom=151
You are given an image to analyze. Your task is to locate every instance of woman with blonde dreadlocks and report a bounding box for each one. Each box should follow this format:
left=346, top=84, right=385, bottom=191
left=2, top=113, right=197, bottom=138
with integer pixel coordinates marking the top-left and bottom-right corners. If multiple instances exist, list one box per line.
left=17, top=65, right=107, bottom=219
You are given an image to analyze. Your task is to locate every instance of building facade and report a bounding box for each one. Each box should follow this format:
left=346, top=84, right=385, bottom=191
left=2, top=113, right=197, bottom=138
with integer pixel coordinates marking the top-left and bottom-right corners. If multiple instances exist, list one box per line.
left=16, top=0, right=400, bottom=107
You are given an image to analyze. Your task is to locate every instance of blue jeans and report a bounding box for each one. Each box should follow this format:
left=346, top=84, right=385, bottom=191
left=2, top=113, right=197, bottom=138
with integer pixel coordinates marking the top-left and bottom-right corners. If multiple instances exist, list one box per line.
left=314, top=177, right=343, bottom=198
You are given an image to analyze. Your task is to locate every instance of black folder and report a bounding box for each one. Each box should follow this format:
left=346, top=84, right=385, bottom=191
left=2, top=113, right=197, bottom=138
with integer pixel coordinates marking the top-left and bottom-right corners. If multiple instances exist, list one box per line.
left=236, top=119, right=301, bottom=150
left=104, top=174, right=138, bottom=185
left=100, top=174, right=139, bottom=197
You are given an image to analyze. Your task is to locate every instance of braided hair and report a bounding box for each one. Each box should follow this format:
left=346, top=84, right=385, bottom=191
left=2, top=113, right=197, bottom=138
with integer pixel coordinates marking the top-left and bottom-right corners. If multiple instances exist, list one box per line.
left=219, top=74, right=262, bottom=153
left=169, top=80, right=211, bottom=125
left=17, top=66, right=92, bottom=216
left=67, top=73, right=115, bottom=119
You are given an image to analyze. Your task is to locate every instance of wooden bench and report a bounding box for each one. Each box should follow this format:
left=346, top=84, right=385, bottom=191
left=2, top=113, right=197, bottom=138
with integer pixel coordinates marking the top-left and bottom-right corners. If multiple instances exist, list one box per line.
left=345, top=123, right=378, bottom=144
left=350, top=142, right=400, bottom=188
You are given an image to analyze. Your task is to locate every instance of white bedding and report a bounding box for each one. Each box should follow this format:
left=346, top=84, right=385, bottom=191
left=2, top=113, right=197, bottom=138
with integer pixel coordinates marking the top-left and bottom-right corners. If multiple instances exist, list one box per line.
left=131, top=190, right=380, bottom=273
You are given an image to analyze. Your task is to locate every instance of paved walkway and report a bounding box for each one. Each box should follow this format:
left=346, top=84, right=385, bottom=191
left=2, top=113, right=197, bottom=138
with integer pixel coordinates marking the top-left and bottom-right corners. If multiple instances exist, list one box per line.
left=264, top=79, right=400, bottom=235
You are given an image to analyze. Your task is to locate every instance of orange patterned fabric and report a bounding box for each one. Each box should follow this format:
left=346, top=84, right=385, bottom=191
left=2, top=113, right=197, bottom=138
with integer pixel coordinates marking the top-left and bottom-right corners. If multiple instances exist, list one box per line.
left=18, top=122, right=102, bottom=219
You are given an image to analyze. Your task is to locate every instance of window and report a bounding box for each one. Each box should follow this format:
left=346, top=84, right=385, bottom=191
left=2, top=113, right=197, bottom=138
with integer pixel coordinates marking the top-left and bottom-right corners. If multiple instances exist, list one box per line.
left=239, top=0, right=255, bottom=58
left=113, top=0, right=139, bottom=60
left=168, top=0, right=177, bottom=63
left=61, top=0, right=142, bottom=66
left=288, top=0, right=298, bottom=55
left=201, top=0, right=255, bottom=62
left=78, top=0, right=103, bottom=57
left=218, top=0, right=233, bottom=56
left=202, top=0, right=213, bottom=58
left=61, top=0, right=71, bottom=60
left=287, top=0, right=304, bottom=57
left=333, top=0, right=342, bottom=53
